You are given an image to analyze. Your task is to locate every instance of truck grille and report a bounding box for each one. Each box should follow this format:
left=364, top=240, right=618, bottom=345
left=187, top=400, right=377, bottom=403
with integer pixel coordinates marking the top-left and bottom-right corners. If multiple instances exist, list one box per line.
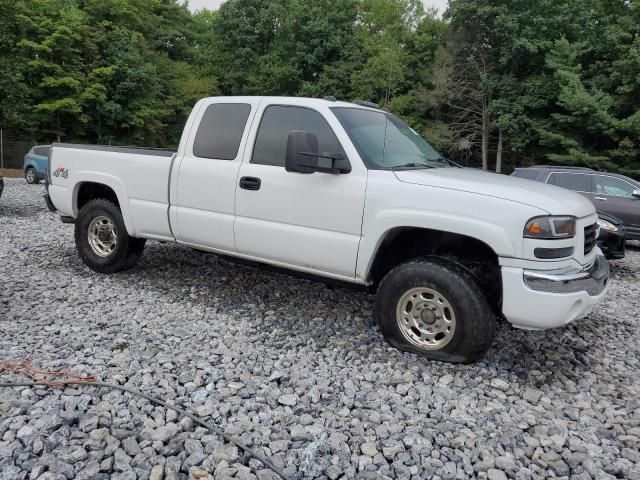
left=584, top=223, right=597, bottom=255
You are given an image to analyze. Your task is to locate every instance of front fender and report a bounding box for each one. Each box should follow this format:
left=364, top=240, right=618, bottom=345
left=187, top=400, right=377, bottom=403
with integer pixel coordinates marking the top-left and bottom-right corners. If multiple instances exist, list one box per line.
left=356, top=208, right=517, bottom=281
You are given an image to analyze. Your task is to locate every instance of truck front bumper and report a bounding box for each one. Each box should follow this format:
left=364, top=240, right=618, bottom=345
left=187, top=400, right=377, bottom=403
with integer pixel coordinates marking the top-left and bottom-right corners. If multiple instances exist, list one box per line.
left=501, top=253, right=609, bottom=330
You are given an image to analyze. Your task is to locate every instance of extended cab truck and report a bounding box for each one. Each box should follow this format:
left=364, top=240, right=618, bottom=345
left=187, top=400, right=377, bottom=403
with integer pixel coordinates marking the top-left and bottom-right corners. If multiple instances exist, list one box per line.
left=45, top=97, right=609, bottom=363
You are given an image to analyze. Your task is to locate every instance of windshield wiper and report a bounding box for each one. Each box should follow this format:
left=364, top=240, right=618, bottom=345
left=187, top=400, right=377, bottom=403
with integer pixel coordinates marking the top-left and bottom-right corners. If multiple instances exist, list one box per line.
left=390, top=163, right=436, bottom=170
left=436, top=156, right=462, bottom=168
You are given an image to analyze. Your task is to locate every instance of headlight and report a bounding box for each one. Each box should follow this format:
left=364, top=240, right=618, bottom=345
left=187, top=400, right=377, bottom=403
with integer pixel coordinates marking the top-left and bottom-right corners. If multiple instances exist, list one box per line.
left=597, top=218, right=618, bottom=233
left=524, top=216, right=576, bottom=239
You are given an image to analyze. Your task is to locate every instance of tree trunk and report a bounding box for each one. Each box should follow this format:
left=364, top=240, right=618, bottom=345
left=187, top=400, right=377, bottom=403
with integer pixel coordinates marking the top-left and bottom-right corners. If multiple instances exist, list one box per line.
left=496, top=129, right=503, bottom=173
left=481, top=108, right=489, bottom=170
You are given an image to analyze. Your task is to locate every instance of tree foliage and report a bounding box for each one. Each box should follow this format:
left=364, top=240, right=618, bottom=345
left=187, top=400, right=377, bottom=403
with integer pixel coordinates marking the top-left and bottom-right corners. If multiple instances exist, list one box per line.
left=0, top=0, right=638, bottom=177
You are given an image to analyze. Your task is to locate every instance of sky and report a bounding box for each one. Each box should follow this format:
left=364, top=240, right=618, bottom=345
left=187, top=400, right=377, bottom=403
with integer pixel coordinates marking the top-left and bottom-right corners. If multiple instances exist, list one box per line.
left=187, top=0, right=449, bottom=16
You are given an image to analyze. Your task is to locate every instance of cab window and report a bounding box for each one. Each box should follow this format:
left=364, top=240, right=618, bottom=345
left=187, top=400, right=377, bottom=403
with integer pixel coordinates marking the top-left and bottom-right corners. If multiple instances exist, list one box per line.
left=193, top=103, right=251, bottom=160
left=547, top=172, right=591, bottom=192
left=251, top=106, right=343, bottom=167
left=595, top=176, right=636, bottom=197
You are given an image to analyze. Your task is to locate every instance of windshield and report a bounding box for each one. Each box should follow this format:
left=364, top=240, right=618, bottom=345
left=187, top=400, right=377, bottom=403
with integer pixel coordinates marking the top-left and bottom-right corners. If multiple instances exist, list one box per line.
left=332, top=107, right=450, bottom=169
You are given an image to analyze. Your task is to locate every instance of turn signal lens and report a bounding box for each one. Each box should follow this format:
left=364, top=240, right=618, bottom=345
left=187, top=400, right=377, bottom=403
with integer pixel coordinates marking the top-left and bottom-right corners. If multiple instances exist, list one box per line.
left=524, top=216, right=576, bottom=239
left=527, top=221, right=543, bottom=236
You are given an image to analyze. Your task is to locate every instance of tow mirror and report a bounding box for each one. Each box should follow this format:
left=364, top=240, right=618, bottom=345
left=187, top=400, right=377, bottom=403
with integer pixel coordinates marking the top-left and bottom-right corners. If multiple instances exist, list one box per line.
left=632, top=189, right=640, bottom=199
left=285, top=130, right=350, bottom=174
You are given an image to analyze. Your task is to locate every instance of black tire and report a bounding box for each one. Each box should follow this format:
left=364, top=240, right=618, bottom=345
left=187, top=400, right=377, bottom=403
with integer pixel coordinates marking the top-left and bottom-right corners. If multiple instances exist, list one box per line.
left=25, top=167, right=39, bottom=184
left=74, top=199, right=145, bottom=273
left=375, top=257, right=496, bottom=363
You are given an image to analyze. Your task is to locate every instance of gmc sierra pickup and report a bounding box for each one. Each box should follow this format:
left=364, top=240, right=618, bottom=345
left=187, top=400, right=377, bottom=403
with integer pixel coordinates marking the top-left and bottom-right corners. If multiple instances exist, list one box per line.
left=45, top=96, right=609, bottom=363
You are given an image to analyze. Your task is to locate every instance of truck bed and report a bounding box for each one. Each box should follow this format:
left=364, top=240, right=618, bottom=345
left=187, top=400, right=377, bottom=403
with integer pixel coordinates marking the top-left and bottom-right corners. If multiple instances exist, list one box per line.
left=48, top=143, right=177, bottom=241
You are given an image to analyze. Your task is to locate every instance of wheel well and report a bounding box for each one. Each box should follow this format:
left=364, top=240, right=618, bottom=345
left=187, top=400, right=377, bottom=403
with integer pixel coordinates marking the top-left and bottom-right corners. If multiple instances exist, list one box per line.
left=76, top=182, right=120, bottom=212
left=368, top=227, right=502, bottom=308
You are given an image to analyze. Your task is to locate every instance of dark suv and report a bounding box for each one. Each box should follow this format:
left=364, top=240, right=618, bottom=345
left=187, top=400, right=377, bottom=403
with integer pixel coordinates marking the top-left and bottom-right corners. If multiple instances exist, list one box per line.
left=512, top=166, right=640, bottom=240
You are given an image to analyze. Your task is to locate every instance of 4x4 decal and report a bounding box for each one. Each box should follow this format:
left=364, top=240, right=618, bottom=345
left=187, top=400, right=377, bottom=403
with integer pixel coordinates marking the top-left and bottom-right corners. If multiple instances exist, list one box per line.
left=53, top=167, right=69, bottom=179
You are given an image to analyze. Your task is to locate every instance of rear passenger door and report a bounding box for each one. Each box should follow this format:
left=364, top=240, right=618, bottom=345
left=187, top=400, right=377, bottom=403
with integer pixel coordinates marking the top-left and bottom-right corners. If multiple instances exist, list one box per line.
left=593, top=175, right=640, bottom=235
left=173, top=99, right=259, bottom=252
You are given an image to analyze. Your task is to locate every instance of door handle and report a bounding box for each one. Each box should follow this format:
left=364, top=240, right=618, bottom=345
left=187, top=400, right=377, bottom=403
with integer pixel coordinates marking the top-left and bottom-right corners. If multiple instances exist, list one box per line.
left=239, top=176, right=261, bottom=191
left=594, top=196, right=607, bottom=201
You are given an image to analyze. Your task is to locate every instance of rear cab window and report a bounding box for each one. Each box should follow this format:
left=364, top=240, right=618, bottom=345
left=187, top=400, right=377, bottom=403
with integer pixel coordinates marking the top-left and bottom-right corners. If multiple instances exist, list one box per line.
left=193, top=103, right=252, bottom=160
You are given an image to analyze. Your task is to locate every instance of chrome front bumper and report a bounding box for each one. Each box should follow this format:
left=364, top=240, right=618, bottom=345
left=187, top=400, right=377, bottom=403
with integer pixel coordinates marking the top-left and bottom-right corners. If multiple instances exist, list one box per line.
left=523, top=254, right=609, bottom=296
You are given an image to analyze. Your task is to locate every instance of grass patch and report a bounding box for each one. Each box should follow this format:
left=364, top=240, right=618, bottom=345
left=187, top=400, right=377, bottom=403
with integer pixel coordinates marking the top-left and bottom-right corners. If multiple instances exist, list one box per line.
left=1, top=169, right=24, bottom=178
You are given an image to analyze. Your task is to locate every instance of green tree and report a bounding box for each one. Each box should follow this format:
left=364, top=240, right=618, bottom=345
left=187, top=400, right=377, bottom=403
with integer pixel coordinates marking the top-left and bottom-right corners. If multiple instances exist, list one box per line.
left=15, top=0, right=92, bottom=141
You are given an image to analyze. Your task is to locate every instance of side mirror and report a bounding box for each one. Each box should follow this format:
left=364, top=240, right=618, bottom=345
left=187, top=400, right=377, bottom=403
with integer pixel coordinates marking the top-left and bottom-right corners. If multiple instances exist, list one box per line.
left=285, top=130, right=350, bottom=174
left=632, top=189, right=640, bottom=199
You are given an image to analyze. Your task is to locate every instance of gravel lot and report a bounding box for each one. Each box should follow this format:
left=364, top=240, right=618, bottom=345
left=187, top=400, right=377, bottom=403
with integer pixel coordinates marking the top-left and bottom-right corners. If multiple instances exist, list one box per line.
left=1, top=178, right=639, bottom=480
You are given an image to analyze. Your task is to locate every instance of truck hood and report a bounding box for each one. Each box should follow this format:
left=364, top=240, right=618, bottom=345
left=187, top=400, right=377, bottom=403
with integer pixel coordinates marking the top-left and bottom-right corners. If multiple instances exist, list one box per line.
left=394, top=167, right=596, bottom=218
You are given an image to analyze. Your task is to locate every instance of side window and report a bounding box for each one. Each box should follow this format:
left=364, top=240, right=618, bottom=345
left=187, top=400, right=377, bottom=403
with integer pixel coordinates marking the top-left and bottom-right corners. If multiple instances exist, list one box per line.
left=595, top=176, right=635, bottom=197
left=252, top=105, right=343, bottom=167
left=193, top=103, right=251, bottom=160
left=547, top=172, right=591, bottom=192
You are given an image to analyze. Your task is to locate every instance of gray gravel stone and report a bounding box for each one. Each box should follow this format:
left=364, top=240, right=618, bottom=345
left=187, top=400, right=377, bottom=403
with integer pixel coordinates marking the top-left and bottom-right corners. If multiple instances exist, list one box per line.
left=522, top=388, right=542, bottom=404
left=150, top=424, right=180, bottom=444
left=487, top=469, right=508, bottom=480
left=113, top=449, right=132, bottom=472
left=75, top=460, right=100, bottom=480
left=360, top=442, right=378, bottom=456
left=149, top=464, right=164, bottom=480
left=122, top=436, right=141, bottom=456
left=277, top=394, right=298, bottom=406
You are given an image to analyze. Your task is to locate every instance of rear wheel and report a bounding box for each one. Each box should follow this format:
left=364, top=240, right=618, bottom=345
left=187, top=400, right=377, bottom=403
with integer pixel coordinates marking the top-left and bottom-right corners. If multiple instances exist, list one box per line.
left=75, top=199, right=145, bottom=273
left=25, top=167, right=39, bottom=184
left=375, top=257, right=496, bottom=363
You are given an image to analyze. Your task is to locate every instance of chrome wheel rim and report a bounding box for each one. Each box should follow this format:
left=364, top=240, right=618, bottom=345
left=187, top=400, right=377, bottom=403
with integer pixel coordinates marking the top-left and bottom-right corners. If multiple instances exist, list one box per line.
left=87, top=216, right=117, bottom=257
left=396, top=287, right=456, bottom=350
left=26, top=169, right=34, bottom=183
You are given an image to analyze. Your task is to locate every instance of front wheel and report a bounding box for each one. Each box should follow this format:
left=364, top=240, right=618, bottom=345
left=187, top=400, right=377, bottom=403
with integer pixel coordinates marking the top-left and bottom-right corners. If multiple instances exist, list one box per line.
left=375, top=257, right=496, bottom=363
left=25, top=167, right=39, bottom=184
left=74, top=199, right=145, bottom=273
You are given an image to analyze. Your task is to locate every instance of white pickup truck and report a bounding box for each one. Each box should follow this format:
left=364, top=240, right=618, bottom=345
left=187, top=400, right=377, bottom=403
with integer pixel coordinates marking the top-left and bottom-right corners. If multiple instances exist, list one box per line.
left=45, top=96, right=609, bottom=363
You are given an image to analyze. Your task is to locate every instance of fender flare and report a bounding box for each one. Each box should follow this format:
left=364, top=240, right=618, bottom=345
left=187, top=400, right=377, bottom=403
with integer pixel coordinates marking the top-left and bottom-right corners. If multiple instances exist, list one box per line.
left=71, top=173, right=135, bottom=235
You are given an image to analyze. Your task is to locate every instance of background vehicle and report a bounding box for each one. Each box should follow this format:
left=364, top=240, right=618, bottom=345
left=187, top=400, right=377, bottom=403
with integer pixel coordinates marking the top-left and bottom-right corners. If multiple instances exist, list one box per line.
left=45, top=97, right=609, bottom=363
left=512, top=166, right=640, bottom=240
left=23, top=145, right=50, bottom=184
left=596, top=211, right=626, bottom=260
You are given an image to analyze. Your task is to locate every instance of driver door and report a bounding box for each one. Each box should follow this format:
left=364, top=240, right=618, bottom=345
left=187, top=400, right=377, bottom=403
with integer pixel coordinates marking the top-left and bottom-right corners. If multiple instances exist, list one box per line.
left=593, top=175, right=640, bottom=236
left=234, top=102, right=367, bottom=278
